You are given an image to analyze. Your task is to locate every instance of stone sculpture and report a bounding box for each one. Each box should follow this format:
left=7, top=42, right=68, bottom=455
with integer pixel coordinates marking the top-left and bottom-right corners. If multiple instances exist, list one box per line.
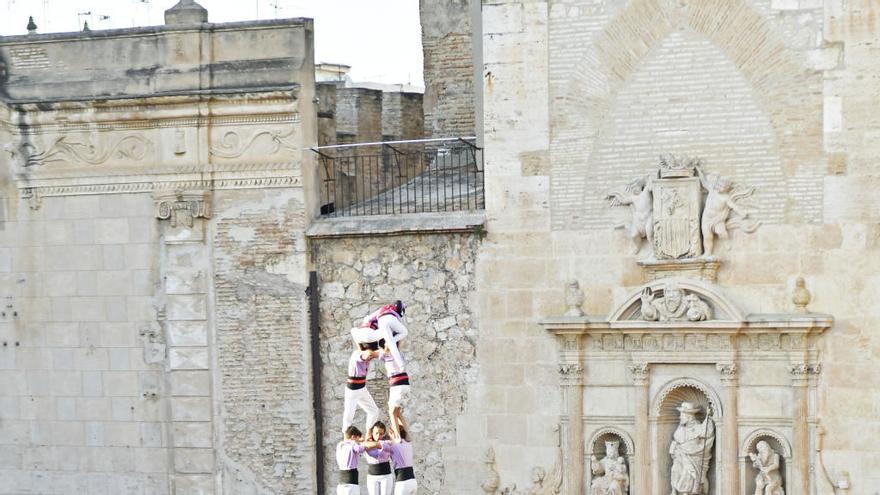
left=564, top=280, right=585, bottom=317
left=607, top=156, right=760, bottom=259
left=669, top=402, right=715, bottom=495
left=695, top=166, right=759, bottom=256
left=792, top=277, right=811, bottom=313
left=749, top=441, right=784, bottom=495
left=590, top=440, right=630, bottom=495
left=640, top=283, right=712, bottom=322
left=606, top=175, right=655, bottom=254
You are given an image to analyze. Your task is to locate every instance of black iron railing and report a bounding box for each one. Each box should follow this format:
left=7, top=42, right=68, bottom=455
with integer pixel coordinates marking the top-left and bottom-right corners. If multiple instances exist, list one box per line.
left=312, top=137, right=484, bottom=217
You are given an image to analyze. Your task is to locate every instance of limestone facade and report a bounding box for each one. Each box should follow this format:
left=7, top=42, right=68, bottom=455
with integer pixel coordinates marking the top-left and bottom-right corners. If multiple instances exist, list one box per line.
left=464, top=0, right=880, bottom=493
left=0, top=11, right=318, bottom=494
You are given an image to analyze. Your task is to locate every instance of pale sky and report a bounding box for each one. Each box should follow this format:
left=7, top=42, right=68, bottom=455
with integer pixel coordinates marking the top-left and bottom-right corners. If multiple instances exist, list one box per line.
left=0, top=0, right=425, bottom=87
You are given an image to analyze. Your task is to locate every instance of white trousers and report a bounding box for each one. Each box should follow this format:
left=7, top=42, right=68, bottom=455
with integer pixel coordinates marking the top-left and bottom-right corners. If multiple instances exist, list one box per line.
left=337, top=484, right=359, bottom=495
left=394, top=478, right=417, bottom=495
left=343, top=386, right=379, bottom=432
left=366, top=473, right=394, bottom=495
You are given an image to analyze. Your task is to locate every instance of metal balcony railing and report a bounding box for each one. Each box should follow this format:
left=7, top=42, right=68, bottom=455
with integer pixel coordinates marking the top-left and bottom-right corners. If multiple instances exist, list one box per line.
left=311, top=137, right=484, bottom=217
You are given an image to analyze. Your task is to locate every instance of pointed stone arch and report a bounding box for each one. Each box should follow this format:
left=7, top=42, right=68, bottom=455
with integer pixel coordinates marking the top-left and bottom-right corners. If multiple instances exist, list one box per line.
left=550, top=0, right=823, bottom=229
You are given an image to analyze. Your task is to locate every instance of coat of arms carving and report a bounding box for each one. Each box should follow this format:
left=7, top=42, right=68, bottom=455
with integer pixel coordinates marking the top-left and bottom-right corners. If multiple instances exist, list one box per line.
left=606, top=155, right=759, bottom=260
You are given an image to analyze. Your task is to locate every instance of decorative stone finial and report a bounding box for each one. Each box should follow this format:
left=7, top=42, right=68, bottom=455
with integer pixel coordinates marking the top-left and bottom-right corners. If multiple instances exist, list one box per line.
left=564, top=280, right=584, bottom=317
left=26, top=16, right=37, bottom=34
left=792, top=276, right=811, bottom=313
left=82, top=21, right=90, bottom=32
left=164, top=0, right=208, bottom=25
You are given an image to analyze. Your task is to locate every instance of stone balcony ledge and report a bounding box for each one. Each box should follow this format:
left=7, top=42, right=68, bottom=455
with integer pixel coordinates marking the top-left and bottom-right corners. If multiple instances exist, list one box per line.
left=305, top=211, right=485, bottom=238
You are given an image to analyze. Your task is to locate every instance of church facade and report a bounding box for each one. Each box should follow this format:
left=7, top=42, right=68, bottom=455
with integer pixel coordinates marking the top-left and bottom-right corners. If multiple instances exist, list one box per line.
left=0, top=1, right=877, bottom=494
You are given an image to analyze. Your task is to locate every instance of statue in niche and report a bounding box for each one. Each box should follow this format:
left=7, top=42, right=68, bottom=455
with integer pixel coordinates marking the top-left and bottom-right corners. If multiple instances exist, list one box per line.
left=749, top=441, right=785, bottom=495
left=605, top=175, right=655, bottom=254
left=640, top=283, right=712, bottom=322
left=695, top=166, right=759, bottom=256
left=589, top=439, right=630, bottom=495
left=669, top=402, right=715, bottom=495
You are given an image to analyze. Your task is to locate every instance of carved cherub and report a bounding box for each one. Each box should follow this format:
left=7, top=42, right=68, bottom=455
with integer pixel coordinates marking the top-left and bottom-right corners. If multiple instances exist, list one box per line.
left=606, top=175, right=655, bottom=254
left=696, top=166, right=760, bottom=256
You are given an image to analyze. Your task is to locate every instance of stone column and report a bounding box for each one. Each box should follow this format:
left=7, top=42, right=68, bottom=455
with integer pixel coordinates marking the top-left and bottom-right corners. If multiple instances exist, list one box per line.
left=155, top=191, right=216, bottom=494
left=716, top=363, right=739, bottom=495
left=559, top=362, right=585, bottom=494
left=789, top=363, right=818, bottom=495
left=629, top=362, right=650, bottom=495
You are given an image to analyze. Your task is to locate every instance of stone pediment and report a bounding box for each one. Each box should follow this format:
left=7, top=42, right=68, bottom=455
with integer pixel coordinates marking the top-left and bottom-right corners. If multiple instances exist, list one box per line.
left=608, top=277, right=744, bottom=323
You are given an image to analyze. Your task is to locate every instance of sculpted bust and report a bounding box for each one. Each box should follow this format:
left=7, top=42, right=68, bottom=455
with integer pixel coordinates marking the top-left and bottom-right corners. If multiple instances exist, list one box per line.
left=669, top=402, right=714, bottom=495
left=640, top=283, right=712, bottom=322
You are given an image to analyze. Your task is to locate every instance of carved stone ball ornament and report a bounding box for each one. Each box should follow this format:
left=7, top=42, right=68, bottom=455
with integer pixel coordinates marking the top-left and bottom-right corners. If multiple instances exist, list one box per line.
left=607, top=155, right=760, bottom=260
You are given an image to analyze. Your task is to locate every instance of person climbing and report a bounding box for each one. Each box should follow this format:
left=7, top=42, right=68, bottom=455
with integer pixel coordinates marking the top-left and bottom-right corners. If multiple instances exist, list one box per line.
left=341, top=346, right=380, bottom=434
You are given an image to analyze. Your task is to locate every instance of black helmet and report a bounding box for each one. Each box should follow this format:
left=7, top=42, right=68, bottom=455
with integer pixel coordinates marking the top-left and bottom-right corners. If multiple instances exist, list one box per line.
left=394, top=300, right=406, bottom=316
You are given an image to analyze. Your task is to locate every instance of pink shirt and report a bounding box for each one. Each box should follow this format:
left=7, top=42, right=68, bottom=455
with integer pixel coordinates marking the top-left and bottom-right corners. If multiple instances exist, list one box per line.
left=336, top=440, right=365, bottom=470
left=381, top=349, right=406, bottom=375
left=365, top=440, right=392, bottom=464
left=347, top=350, right=370, bottom=377
left=389, top=440, right=414, bottom=469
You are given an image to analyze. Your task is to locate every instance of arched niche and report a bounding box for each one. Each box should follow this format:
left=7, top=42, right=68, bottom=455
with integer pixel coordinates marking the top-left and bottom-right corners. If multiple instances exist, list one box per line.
left=652, top=378, right=723, bottom=495
left=608, top=277, right=744, bottom=322
left=586, top=427, right=635, bottom=495
left=740, top=429, right=792, bottom=495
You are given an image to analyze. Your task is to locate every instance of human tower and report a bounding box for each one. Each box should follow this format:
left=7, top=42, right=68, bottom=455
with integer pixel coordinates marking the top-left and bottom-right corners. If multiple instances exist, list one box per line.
left=336, top=300, right=417, bottom=495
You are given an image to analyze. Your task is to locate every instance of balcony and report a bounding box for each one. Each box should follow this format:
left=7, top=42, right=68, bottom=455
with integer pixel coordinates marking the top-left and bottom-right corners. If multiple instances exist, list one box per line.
left=312, top=137, right=484, bottom=217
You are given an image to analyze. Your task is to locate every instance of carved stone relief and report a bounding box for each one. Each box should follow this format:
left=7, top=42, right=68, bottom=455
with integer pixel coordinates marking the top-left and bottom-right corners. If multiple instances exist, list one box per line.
left=155, top=191, right=211, bottom=228
left=589, top=435, right=630, bottom=495
left=639, top=281, right=712, bottom=321
left=210, top=123, right=299, bottom=159
left=607, top=155, right=760, bottom=260
left=749, top=441, right=785, bottom=495
left=16, top=134, right=153, bottom=167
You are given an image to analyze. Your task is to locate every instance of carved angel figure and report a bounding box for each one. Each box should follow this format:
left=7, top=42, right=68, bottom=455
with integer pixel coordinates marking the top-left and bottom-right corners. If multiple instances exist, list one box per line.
left=749, top=441, right=784, bottom=495
left=606, top=175, right=654, bottom=254
left=696, top=166, right=760, bottom=256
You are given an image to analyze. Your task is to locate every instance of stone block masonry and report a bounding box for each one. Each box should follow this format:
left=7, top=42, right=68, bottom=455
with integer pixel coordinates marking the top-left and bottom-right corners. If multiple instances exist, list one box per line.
left=313, top=232, right=480, bottom=494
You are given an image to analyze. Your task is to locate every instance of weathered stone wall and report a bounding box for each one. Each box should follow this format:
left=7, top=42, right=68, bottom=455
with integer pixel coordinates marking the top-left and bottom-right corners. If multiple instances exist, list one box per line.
left=381, top=92, right=424, bottom=141
left=212, top=188, right=313, bottom=494
left=0, top=12, right=319, bottom=495
left=420, top=0, right=477, bottom=138
left=317, top=82, right=338, bottom=147
left=335, top=87, right=383, bottom=145
left=313, top=232, right=480, bottom=494
left=465, top=0, right=880, bottom=492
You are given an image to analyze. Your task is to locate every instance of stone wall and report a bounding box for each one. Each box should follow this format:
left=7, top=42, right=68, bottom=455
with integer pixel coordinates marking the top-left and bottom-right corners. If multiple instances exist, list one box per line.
left=381, top=92, right=424, bottom=142
left=0, top=12, right=319, bottom=495
left=212, top=189, right=312, bottom=494
left=312, top=231, right=480, bottom=494
left=335, top=87, right=383, bottom=145
left=0, top=192, right=168, bottom=494
left=420, top=0, right=477, bottom=138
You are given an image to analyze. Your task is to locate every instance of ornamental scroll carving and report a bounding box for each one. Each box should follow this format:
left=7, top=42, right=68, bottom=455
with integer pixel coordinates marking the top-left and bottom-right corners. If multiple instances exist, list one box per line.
left=155, top=191, right=211, bottom=228
left=17, top=134, right=153, bottom=167
left=607, top=155, right=760, bottom=259
left=210, top=124, right=299, bottom=159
